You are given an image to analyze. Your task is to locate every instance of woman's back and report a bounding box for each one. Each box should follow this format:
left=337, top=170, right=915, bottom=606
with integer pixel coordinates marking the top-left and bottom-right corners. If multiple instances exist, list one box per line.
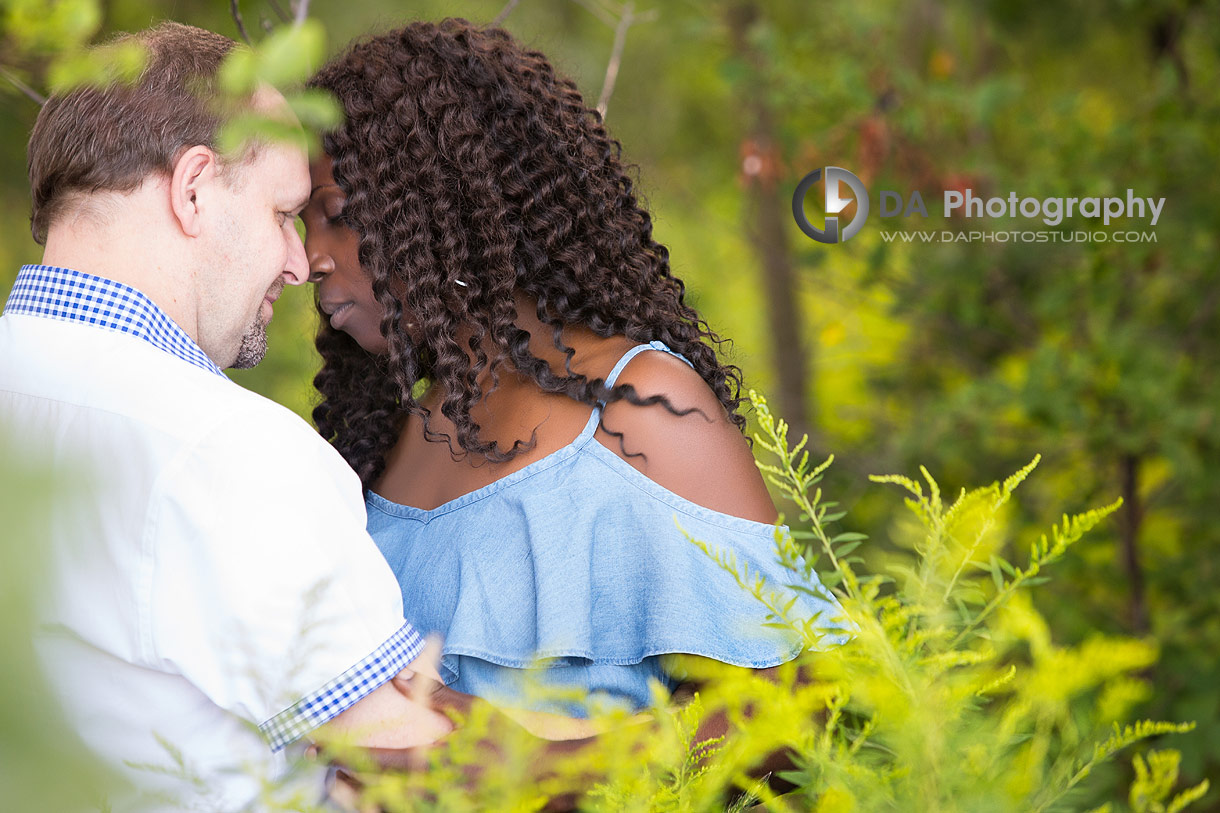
left=373, top=329, right=638, bottom=512
left=374, top=309, right=777, bottom=522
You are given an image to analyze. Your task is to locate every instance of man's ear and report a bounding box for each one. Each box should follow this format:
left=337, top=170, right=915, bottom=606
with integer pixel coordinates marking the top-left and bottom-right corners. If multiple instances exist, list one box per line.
left=169, top=146, right=221, bottom=238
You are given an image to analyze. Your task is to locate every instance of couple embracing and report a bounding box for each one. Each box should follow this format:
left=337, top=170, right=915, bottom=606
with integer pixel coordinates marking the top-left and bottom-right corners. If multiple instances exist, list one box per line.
left=0, top=18, right=834, bottom=811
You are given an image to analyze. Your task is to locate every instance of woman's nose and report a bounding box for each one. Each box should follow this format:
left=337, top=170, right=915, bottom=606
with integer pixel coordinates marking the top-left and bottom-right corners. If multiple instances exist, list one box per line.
left=307, top=246, right=334, bottom=284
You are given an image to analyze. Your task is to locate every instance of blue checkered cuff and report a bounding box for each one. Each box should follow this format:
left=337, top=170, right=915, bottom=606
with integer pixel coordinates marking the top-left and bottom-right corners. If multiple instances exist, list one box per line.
left=258, top=622, right=425, bottom=751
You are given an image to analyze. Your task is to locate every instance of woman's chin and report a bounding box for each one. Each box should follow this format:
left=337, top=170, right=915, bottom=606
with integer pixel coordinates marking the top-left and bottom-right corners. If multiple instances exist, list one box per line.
left=357, top=336, right=391, bottom=356
left=342, top=324, right=389, bottom=356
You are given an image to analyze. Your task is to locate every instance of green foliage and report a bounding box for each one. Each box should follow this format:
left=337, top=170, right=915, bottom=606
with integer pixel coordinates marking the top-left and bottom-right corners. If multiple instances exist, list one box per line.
left=215, top=19, right=341, bottom=154
left=1128, top=750, right=1210, bottom=813
left=218, top=19, right=329, bottom=94
left=1, top=0, right=99, bottom=54
left=0, top=0, right=340, bottom=158
left=667, top=2, right=1220, bottom=797
left=705, top=391, right=1194, bottom=812
left=46, top=39, right=145, bottom=92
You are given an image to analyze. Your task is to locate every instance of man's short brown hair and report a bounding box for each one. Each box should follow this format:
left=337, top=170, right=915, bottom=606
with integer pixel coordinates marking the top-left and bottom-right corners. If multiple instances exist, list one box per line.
left=27, top=22, right=236, bottom=244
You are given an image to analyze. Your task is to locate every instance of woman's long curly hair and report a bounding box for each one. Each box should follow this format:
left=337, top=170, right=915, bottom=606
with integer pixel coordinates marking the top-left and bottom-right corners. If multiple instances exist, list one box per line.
left=310, top=18, right=746, bottom=488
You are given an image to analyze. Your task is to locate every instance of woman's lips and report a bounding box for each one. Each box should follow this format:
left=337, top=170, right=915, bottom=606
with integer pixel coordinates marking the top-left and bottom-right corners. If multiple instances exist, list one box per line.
left=329, top=302, right=355, bottom=329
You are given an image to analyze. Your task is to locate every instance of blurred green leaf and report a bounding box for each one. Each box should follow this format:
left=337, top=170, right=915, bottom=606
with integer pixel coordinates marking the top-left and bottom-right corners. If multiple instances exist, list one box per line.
left=285, top=87, right=342, bottom=131
left=2, top=0, right=100, bottom=52
left=46, top=39, right=145, bottom=92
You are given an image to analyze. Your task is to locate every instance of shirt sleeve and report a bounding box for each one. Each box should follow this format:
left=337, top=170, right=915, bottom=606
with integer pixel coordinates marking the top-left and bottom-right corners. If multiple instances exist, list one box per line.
left=142, top=401, right=421, bottom=751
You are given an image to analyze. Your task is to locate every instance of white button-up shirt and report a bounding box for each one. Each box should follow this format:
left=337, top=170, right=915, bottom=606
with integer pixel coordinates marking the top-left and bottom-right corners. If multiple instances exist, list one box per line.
left=0, top=265, right=423, bottom=811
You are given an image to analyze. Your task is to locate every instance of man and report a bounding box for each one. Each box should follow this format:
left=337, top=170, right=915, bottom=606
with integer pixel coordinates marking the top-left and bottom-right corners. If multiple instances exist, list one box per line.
left=0, top=22, right=455, bottom=811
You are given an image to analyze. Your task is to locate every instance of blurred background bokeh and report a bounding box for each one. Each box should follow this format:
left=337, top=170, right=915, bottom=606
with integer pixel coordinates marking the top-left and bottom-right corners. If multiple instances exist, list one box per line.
left=2, top=0, right=1217, bottom=807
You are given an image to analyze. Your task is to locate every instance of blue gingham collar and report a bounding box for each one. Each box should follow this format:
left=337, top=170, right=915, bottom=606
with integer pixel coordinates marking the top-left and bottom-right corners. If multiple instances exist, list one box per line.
left=3, top=264, right=226, bottom=377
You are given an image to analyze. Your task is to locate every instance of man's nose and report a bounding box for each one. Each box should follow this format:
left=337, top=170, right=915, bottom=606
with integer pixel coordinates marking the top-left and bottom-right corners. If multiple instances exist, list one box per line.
left=283, top=230, right=310, bottom=285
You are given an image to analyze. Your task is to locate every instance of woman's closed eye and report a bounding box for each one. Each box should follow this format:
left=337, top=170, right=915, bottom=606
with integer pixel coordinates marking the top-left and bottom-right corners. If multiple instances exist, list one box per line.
left=302, top=198, right=343, bottom=230
left=322, top=196, right=348, bottom=226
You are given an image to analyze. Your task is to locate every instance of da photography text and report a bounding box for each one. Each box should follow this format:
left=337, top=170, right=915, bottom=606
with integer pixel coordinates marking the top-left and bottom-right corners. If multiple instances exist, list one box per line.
left=792, top=166, right=1165, bottom=245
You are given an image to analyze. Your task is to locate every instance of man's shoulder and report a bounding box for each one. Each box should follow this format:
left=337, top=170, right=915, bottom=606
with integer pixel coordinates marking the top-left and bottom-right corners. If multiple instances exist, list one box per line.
left=1, top=312, right=328, bottom=464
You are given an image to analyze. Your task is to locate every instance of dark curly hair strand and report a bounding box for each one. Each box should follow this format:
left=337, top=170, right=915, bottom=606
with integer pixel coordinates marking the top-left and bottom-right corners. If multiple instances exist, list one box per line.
left=310, top=19, right=746, bottom=488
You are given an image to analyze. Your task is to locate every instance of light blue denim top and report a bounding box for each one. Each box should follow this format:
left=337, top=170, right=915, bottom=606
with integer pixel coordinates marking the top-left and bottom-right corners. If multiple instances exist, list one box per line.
left=366, top=340, right=836, bottom=716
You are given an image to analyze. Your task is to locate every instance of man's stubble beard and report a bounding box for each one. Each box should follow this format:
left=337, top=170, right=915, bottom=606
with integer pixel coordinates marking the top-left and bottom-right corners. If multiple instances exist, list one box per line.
left=230, top=279, right=285, bottom=370
left=230, top=320, right=268, bottom=369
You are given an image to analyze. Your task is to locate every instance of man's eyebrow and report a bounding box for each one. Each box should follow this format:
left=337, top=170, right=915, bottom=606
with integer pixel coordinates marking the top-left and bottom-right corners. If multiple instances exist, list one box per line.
left=310, top=183, right=340, bottom=196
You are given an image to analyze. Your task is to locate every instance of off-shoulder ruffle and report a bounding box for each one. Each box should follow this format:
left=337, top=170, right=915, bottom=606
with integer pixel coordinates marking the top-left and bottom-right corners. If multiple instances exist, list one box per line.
left=366, top=439, right=840, bottom=692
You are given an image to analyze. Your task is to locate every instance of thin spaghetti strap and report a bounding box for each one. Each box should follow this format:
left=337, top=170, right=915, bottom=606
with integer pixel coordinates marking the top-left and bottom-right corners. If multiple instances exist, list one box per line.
left=604, top=344, right=656, bottom=389
left=575, top=341, right=693, bottom=442
left=605, top=340, right=694, bottom=388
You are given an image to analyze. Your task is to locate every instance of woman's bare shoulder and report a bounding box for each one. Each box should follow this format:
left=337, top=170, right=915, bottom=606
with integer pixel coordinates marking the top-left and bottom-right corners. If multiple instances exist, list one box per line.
left=597, top=348, right=777, bottom=525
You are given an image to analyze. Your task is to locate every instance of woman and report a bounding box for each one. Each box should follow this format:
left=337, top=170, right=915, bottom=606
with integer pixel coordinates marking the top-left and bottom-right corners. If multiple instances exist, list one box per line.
left=303, top=19, right=830, bottom=717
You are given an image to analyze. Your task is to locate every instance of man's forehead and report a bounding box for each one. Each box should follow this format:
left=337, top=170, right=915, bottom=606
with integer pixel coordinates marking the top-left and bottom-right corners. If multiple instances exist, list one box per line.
left=250, top=84, right=296, bottom=121
left=242, top=136, right=310, bottom=203
left=247, top=84, right=309, bottom=193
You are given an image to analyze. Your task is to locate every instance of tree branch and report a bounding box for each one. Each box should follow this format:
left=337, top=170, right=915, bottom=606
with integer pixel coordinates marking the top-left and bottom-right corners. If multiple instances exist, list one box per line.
left=293, top=0, right=310, bottom=26
left=567, top=1, right=655, bottom=120
left=493, top=0, right=522, bottom=26
left=0, top=66, right=46, bottom=106
left=596, top=2, right=634, bottom=119
left=266, top=0, right=291, bottom=23
left=229, top=0, right=251, bottom=43
left=230, top=0, right=252, bottom=44
left=569, top=0, right=617, bottom=27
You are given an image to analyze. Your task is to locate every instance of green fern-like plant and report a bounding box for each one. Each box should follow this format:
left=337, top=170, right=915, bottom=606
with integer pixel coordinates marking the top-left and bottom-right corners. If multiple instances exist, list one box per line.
left=657, top=390, right=1198, bottom=812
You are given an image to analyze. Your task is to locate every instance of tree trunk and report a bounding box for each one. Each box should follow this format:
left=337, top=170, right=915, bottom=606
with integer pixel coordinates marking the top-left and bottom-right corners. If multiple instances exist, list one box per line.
left=725, top=2, right=814, bottom=447
left=1119, top=453, right=1148, bottom=634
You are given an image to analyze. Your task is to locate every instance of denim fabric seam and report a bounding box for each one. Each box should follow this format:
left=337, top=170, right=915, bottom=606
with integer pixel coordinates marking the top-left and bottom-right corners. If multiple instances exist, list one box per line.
left=437, top=642, right=804, bottom=673
left=364, top=434, right=591, bottom=522
left=365, top=427, right=785, bottom=537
